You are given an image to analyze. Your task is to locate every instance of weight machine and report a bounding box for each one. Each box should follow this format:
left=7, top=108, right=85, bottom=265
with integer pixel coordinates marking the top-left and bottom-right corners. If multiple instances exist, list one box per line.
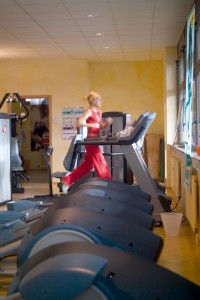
left=0, top=112, right=11, bottom=203
left=0, top=93, right=30, bottom=194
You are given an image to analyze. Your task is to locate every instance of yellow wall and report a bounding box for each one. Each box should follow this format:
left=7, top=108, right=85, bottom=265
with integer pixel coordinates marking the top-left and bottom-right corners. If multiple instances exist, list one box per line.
left=0, top=58, right=164, bottom=175
left=89, top=61, right=164, bottom=134
left=0, top=59, right=90, bottom=173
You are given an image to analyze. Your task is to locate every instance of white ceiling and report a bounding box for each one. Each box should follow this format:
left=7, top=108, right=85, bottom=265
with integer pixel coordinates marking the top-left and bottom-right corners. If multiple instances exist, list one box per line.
left=0, top=0, right=194, bottom=61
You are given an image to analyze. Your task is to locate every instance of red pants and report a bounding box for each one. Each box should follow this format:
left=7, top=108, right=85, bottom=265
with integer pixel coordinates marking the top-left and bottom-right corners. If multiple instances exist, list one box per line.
left=62, top=145, right=111, bottom=187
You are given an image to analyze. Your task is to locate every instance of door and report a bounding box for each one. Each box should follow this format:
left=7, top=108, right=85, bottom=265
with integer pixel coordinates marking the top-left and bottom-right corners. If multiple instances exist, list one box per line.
left=12, top=96, right=50, bottom=183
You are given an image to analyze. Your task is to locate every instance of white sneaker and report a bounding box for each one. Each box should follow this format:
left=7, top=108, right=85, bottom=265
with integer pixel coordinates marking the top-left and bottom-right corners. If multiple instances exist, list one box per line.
left=62, top=183, right=69, bottom=194
left=61, top=172, right=71, bottom=194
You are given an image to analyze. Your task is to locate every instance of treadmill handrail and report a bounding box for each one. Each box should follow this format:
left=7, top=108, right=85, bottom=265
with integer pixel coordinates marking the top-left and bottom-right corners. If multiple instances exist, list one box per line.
left=77, top=112, right=156, bottom=146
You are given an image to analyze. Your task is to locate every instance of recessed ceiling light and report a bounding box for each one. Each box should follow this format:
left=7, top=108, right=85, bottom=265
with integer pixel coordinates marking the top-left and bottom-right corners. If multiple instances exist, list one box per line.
left=96, top=32, right=104, bottom=36
left=104, top=46, right=110, bottom=49
left=86, top=14, right=98, bottom=18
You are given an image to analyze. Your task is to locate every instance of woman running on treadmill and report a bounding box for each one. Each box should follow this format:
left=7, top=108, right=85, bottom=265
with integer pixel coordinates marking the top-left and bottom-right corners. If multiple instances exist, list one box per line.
left=62, top=91, right=113, bottom=192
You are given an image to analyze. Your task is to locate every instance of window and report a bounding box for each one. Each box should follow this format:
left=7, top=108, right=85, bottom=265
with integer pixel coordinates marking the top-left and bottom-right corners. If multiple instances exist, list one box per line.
left=195, top=14, right=200, bottom=145
left=176, top=4, right=198, bottom=150
left=177, top=90, right=185, bottom=145
left=176, top=31, right=186, bottom=146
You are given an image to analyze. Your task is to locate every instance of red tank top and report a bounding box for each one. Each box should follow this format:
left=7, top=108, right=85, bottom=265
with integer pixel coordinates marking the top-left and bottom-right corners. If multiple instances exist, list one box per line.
left=87, top=108, right=102, bottom=136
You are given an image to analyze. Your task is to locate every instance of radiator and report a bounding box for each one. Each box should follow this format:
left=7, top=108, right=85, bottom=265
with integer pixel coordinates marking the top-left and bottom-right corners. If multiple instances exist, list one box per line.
left=185, top=175, right=198, bottom=232
left=170, top=157, right=181, bottom=199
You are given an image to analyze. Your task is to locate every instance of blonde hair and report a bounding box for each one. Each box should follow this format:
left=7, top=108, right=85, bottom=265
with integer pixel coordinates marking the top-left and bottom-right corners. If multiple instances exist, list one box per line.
left=84, top=91, right=100, bottom=104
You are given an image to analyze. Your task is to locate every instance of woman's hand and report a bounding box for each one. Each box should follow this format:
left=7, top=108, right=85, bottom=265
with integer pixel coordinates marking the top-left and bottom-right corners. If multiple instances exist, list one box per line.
left=100, top=117, right=113, bottom=129
left=106, top=117, right=113, bottom=126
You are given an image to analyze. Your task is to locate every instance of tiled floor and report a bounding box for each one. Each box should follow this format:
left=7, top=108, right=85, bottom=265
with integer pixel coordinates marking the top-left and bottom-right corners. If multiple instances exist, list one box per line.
left=22, top=169, right=49, bottom=183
